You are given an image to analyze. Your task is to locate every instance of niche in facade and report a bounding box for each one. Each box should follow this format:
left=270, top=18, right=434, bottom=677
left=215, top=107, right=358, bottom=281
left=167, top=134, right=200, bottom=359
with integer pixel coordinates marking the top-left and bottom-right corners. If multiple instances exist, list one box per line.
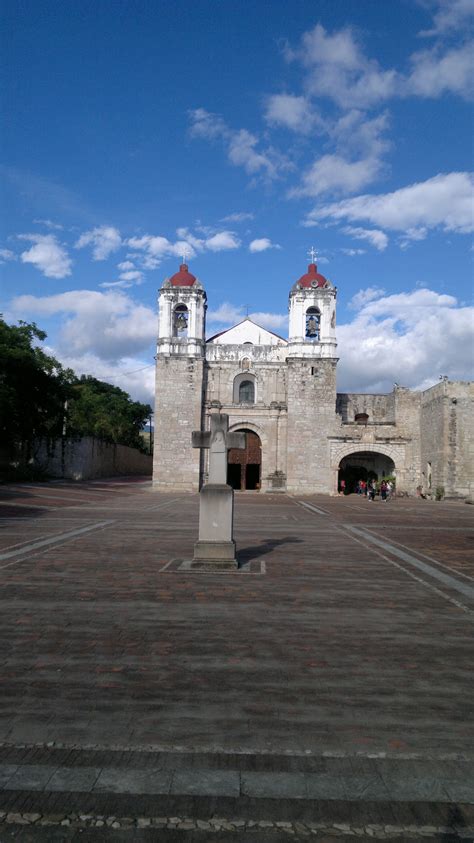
left=306, top=307, right=321, bottom=340
left=233, top=372, right=256, bottom=404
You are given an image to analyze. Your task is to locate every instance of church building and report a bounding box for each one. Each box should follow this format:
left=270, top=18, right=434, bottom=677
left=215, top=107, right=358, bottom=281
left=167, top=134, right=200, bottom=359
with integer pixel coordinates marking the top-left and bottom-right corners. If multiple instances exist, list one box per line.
left=153, top=259, right=473, bottom=499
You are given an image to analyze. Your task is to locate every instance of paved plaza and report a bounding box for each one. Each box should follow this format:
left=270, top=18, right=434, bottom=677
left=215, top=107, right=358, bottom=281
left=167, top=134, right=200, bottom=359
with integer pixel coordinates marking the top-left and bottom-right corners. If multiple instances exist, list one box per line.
left=0, top=479, right=473, bottom=841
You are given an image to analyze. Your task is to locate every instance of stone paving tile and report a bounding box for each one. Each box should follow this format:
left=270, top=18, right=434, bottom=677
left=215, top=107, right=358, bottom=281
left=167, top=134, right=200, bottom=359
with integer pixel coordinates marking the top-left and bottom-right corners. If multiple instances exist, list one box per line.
left=47, top=765, right=101, bottom=792
left=171, top=768, right=240, bottom=796
left=0, top=764, right=18, bottom=787
left=4, top=765, right=57, bottom=791
left=93, top=767, right=172, bottom=794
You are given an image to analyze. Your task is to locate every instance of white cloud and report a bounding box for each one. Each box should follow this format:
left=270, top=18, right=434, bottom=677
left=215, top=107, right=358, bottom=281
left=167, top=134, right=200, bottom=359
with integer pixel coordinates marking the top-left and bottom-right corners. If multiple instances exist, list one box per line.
left=349, top=287, right=386, bottom=309
left=264, top=93, right=325, bottom=134
left=207, top=303, right=245, bottom=325
left=18, top=234, right=72, bottom=278
left=341, top=248, right=366, bottom=256
left=286, top=23, right=399, bottom=109
left=227, top=129, right=277, bottom=178
left=249, top=238, right=281, bottom=253
left=338, top=288, right=474, bottom=391
left=128, top=227, right=241, bottom=268
left=292, top=154, right=383, bottom=197
left=305, top=172, right=474, bottom=234
left=117, top=260, right=135, bottom=271
left=118, top=270, right=144, bottom=283
left=100, top=279, right=136, bottom=290
left=419, top=0, right=474, bottom=37
left=207, top=302, right=286, bottom=332
left=0, top=248, right=16, bottom=262
left=344, top=226, right=389, bottom=251
left=33, top=218, right=64, bottom=230
left=128, top=235, right=196, bottom=269
left=248, top=311, right=287, bottom=331
left=284, top=21, right=473, bottom=110
left=332, top=110, right=390, bottom=159
left=75, top=225, right=122, bottom=260
left=205, top=231, right=241, bottom=251
left=46, top=348, right=155, bottom=404
left=407, top=41, right=474, bottom=99
left=11, top=290, right=156, bottom=361
left=189, top=108, right=289, bottom=182
left=220, top=212, right=255, bottom=223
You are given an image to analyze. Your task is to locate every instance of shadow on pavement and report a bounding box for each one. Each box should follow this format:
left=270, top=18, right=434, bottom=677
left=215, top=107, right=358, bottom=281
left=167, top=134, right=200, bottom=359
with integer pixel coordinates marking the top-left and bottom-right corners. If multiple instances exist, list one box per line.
left=238, top=536, right=303, bottom=564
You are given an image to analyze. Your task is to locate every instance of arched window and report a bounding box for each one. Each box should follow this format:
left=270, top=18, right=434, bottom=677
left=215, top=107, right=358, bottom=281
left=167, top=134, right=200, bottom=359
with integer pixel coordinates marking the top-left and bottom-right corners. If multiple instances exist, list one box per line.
left=355, top=413, right=369, bottom=425
left=306, top=307, right=320, bottom=339
left=173, top=304, right=188, bottom=337
left=239, top=380, right=255, bottom=403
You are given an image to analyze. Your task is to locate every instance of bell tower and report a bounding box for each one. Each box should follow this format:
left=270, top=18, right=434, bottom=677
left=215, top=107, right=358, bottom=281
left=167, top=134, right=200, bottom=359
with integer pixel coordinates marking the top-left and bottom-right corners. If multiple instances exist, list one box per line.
left=288, top=251, right=337, bottom=358
left=153, top=262, right=207, bottom=491
left=286, top=252, right=338, bottom=493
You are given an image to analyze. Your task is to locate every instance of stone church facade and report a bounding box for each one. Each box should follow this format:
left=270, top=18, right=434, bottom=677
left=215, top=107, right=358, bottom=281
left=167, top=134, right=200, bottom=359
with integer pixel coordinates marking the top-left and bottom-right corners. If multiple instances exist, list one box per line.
left=153, top=260, right=473, bottom=499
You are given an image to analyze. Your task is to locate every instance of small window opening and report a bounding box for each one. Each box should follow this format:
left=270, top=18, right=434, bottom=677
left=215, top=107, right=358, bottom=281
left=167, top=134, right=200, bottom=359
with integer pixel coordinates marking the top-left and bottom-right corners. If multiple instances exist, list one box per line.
left=306, top=307, right=320, bottom=340
left=355, top=413, right=369, bottom=425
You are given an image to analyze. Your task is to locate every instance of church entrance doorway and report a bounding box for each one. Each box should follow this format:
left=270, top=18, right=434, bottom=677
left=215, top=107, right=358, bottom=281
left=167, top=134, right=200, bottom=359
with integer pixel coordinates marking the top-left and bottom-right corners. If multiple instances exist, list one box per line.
left=227, top=429, right=262, bottom=491
left=338, top=451, right=395, bottom=494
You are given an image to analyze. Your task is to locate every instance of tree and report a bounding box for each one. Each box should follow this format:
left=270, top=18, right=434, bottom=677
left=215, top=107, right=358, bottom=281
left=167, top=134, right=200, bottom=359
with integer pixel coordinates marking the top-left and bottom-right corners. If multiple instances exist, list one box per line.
left=0, top=318, right=152, bottom=460
left=67, top=375, right=152, bottom=452
left=0, top=318, right=73, bottom=454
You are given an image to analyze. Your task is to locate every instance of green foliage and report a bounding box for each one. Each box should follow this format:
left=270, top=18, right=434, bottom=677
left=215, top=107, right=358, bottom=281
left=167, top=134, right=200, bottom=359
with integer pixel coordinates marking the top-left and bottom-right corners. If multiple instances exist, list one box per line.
left=435, top=485, right=445, bottom=501
left=0, top=318, right=152, bottom=458
left=0, top=317, right=74, bottom=452
left=67, top=375, right=152, bottom=452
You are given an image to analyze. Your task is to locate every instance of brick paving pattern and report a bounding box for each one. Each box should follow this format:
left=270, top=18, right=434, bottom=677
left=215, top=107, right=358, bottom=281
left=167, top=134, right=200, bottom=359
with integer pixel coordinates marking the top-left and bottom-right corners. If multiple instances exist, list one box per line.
left=0, top=478, right=473, bottom=840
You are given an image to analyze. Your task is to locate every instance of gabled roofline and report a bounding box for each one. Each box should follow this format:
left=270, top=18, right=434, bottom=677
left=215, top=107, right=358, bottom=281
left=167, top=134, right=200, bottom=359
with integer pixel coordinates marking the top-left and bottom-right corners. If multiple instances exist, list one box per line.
left=206, top=317, right=287, bottom=344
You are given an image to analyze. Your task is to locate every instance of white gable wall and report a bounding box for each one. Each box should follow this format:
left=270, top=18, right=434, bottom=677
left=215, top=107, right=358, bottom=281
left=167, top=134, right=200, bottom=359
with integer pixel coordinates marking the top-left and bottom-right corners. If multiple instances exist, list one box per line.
left=207, top=319, right=287, bottom=347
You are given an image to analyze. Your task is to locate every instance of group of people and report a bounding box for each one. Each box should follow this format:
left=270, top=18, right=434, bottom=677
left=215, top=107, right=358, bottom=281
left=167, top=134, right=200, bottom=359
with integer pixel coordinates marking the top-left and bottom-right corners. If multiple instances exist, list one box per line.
left=340, top=478, right=393, bottom=500
left=361, top=478, right=393, bottom=500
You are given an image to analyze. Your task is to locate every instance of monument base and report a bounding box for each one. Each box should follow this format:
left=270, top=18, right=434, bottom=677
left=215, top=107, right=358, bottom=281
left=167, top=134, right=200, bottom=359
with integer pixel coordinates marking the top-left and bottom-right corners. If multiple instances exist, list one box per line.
left=191, top=540, right=238, bottom=570
left=191, top=483, right=238, bottom=569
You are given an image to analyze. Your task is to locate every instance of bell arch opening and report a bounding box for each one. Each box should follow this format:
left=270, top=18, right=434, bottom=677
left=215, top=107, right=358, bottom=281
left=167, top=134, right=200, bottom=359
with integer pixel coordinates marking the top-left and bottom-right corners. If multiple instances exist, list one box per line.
left=338, top=451, right=395, bottom=494
left=305, top=306, right=321, bottom=340
left=227, top=429, right=262, bottom=491
left=172, top=303, right=189, bottom=337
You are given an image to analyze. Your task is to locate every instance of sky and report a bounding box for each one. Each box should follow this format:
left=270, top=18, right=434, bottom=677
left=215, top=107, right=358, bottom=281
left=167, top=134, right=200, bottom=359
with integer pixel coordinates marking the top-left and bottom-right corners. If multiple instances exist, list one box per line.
left=1, top=0, right=473, bottom=403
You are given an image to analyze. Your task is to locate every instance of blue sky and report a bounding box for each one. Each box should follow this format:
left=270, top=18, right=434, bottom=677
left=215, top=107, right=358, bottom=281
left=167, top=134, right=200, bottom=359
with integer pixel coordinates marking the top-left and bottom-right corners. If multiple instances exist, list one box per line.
left=1, top=0, right=473, bottom=401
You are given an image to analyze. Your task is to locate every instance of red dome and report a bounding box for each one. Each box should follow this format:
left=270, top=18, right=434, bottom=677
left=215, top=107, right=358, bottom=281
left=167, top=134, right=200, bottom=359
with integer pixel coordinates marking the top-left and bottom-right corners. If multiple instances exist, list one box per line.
left=169, top=263, right=196, bottom=287
left=297, top=263, right=328, bottom=288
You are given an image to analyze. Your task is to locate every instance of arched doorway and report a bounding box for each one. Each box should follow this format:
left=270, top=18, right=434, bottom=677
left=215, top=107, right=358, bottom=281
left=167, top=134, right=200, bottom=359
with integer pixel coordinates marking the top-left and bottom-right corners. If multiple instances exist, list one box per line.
left=338, top=451, right=395, bottom=494
left=227, top=429, right=262, bottom=490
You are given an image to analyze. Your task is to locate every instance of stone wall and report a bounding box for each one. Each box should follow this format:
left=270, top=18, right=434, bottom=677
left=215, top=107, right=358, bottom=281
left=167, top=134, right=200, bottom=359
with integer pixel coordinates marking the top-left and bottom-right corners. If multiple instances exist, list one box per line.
left=286, top=358, right=337, bottom=494
left=336, top=392, right=395, bottom=423
left=420, top=381, right=474, bottom=499
left=34, top=437, right=152, bottom=480
left=153, top=355, right=205, bottom=491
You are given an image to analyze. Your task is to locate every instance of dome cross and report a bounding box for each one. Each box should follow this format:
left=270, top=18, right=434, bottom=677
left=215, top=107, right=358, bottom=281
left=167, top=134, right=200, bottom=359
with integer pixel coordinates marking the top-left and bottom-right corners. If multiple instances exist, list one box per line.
left=307, top=246, right=318, bottom=263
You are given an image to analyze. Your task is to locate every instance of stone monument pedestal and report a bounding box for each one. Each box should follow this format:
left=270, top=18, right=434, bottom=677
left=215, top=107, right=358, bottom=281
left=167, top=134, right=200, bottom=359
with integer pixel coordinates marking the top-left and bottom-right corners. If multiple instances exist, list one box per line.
left=190, top=413, right=246, bottom=571
left=192, top=484, right=237, bottom=569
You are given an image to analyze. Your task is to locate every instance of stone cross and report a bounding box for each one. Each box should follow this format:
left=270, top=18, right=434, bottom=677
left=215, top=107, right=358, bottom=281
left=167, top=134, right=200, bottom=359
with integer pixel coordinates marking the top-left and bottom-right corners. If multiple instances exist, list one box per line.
left=192, top=413, right=245, bottom=485
left=307, top=246, right=318, bottom=263
left=191, top=414, right=246, bottom=569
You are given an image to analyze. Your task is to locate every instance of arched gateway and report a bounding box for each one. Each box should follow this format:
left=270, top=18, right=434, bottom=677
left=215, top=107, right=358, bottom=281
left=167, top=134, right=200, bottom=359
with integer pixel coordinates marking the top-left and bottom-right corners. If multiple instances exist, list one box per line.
left=338, top=450, right=395, bottom=494
left=227, top=429, right=262, bottom=490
